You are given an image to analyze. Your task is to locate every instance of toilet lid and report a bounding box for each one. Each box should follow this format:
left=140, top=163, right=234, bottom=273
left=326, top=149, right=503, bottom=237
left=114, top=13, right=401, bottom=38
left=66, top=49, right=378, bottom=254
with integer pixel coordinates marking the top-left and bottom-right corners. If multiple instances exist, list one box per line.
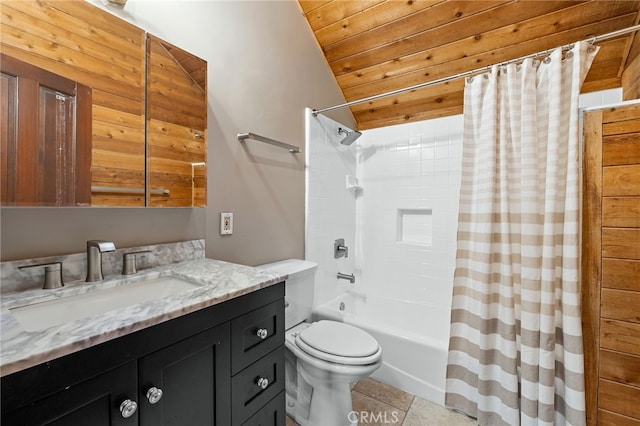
left=296, top=320, right=381, bottom=364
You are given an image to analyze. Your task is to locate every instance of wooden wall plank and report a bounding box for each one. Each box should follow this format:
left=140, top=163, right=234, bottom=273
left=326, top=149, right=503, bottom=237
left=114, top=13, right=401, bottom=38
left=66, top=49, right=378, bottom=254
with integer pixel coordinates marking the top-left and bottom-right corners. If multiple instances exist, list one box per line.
left=304, top=0, right=384, bottom=33
left=583, top=109, right=604, bottom=426
left=604, top=121, right=640, bottom=136
left=603, top=197, right=640, bottom=228
left=601, top=289, right=640, bottom=323
left=602, top=228, right=640, bottom=259
left=601, top=320, right=640, bottom=356
left=603, top=103, right=640, bottom=123
left=603, top=259, right=640, bottom=291
left=598, top=409, right=640, bottom=426
left=603, top=166, right=640, bottom=196
left=599, top=379, right=640, bottom=420
left=600, top=349, right=640, bottom=388
left=603, top=133, right=640, bottom=166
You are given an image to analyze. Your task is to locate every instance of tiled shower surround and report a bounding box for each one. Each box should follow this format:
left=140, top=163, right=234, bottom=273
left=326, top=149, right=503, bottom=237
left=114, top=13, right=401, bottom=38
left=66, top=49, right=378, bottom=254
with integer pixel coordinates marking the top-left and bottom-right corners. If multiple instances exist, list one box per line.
left=306, top=109, right=463, bottom=325
left=356, top=115, right=464, bottom=318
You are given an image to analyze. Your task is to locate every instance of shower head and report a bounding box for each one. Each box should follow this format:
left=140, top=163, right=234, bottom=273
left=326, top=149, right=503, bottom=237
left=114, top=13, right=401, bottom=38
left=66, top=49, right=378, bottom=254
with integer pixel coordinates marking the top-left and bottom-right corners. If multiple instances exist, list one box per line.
left=338, top=127, right=362, bottom=146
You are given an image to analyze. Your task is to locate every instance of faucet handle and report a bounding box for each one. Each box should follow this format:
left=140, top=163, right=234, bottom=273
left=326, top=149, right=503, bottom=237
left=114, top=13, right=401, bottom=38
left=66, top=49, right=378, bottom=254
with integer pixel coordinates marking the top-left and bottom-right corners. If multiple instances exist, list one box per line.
left=334, top=238, right=349, bottom=258
left=19, top=262, right=64, bottom=289
left=122, top=251, right=151, bottom=275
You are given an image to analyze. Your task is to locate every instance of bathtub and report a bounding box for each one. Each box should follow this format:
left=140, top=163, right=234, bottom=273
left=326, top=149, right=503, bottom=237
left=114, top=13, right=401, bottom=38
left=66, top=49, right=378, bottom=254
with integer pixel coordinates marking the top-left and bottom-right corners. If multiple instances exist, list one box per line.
left=312, top=291, right=450, bottom=405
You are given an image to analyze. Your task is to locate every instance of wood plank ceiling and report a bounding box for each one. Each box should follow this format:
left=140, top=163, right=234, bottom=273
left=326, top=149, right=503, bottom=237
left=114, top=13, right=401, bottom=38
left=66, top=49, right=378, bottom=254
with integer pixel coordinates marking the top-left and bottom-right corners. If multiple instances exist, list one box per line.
left=298, top=0, right=640, bottom=130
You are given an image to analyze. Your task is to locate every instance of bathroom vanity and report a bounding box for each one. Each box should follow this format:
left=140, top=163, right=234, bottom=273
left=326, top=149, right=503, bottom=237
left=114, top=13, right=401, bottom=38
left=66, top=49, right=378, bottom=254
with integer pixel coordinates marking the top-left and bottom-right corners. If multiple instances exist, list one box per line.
left=0, top=257, right=286, bottom=425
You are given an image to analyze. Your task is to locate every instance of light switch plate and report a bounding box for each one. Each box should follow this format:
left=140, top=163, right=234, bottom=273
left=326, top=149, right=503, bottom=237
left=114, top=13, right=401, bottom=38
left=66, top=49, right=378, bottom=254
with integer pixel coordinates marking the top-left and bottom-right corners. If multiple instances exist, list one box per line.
left=220, top=212, right=233, bottom=235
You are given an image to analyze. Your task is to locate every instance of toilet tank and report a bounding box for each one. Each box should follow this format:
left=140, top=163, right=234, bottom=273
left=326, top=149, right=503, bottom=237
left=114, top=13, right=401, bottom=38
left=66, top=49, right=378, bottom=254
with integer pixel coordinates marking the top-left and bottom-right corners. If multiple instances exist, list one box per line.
left=256, top=259, right=318, bottom=330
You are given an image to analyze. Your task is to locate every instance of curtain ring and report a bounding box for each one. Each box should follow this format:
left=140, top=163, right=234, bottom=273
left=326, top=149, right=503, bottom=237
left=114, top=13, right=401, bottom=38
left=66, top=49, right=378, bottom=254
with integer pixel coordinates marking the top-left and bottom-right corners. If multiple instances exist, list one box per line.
left=543, top=57, right=552, bottom=64
left=466, top=76, right=474, bottom=83
left=516, top=64, right=522, bottom=72
left=565, top=51, right=574, bottom=59
left=533, top=59, right=541, bottom=68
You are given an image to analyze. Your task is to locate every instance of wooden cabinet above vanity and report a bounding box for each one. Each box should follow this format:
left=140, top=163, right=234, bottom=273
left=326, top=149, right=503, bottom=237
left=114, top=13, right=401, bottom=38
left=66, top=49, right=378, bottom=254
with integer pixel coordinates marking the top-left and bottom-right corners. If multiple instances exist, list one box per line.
left=0, top=1, right=207, bottom=207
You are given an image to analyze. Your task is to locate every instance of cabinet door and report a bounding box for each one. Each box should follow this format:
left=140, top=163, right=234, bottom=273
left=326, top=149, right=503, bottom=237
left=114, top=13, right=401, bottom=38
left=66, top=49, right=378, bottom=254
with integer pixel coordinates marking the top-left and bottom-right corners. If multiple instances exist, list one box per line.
left=1, top=361, right=138, bottom=426
left=138, top=322, right=231, bottom=426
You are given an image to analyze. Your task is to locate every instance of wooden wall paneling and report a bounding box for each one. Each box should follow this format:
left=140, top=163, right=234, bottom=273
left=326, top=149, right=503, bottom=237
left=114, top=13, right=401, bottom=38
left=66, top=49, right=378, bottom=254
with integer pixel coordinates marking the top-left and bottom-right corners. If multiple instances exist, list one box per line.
left=603, top=103, right=640, bottom=123
left=599, top=379, right=640, bottom=420
left=598, top=409, right=640, bottom=426
left=601, top=289, right=640, bottom=323
left=603, top=198, right=640, bottom=228
left=602, top=228, right=640, bottom=259
left=603, top=166, right=640, bottom=196
left=601, top=319, right=640, bottom=356
left=603, top=133, right=640, bottom=166
left=0, top=0, right=146, bottom=207
left=583, top=109, right=604, bottom=426
left=599, top=349, right=640, bottom=388
left=602, top=258, right=640, bottom=291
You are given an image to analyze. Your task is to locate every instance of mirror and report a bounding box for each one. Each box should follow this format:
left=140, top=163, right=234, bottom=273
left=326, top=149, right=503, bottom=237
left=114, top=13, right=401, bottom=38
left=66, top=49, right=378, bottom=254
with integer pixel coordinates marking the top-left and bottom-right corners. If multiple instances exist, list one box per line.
left=0, top=1, right=206, bottom=208
left=146, top=35, right=207, bottom=207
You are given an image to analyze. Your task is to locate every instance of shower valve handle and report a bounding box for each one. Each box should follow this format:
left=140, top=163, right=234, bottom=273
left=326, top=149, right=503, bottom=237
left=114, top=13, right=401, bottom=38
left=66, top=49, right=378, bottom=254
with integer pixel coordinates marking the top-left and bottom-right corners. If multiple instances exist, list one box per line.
left=334, top=239, right=349, bottom=258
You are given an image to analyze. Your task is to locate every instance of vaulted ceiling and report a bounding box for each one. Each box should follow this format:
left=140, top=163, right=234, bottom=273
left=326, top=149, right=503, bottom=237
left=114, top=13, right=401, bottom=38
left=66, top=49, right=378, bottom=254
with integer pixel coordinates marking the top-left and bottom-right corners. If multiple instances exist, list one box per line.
left=298, top=0, right=640, bottom=130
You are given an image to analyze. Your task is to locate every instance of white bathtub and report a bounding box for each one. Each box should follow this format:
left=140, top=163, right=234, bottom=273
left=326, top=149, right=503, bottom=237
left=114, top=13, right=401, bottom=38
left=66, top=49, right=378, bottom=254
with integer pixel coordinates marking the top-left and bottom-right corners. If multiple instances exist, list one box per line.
left=312, top=291, right=450, bottom=405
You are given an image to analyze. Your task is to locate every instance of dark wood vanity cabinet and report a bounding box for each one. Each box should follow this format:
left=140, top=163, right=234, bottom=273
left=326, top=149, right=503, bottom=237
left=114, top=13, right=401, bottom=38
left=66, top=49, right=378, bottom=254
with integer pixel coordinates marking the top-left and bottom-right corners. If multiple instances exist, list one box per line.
left=0, top=283, right=285, bottom=426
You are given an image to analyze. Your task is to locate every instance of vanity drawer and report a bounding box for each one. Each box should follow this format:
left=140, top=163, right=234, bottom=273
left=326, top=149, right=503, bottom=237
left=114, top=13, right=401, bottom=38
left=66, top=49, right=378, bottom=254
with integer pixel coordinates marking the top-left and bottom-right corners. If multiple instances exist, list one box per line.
left=231, top=298, right=284, bottom=374
left=241, top=391, right=286, bottom=426
left=231, top=346, right=284, bottom=425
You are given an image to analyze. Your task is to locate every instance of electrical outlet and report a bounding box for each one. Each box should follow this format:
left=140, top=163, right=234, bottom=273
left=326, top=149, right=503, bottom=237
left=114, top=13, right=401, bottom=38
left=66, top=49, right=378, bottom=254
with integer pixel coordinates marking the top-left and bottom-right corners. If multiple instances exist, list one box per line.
left=220, top=212, right=233, bottom=235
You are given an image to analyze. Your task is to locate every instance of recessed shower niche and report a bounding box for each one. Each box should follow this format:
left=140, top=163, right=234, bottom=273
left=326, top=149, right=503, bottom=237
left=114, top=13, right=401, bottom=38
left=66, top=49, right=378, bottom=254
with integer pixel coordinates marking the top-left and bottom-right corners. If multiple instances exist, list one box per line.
left=397, top=208, right=433, bottom=246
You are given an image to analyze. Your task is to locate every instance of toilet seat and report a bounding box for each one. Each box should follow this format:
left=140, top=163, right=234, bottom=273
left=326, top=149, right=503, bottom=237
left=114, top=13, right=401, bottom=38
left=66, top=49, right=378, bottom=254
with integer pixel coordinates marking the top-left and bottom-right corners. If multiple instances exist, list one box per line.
left=295, top=320, right=381, bottom=365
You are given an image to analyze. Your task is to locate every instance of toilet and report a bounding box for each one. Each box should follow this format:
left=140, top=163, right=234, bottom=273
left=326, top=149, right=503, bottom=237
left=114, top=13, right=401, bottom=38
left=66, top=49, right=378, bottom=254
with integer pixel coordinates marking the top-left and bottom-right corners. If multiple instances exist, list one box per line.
left=257, top=259, right=382, bottom=426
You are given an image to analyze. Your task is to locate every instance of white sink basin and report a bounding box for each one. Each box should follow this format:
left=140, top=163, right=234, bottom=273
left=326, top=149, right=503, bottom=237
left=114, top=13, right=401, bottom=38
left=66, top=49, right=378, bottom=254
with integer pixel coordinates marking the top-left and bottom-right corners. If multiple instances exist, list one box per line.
left=9, top=276, right=201, bottom=332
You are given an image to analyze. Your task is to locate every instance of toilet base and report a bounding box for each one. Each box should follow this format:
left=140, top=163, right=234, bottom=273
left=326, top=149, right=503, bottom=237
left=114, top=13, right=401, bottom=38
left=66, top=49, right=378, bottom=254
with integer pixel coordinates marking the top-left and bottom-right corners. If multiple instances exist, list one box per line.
left=286, top=382, right=356, bottom=426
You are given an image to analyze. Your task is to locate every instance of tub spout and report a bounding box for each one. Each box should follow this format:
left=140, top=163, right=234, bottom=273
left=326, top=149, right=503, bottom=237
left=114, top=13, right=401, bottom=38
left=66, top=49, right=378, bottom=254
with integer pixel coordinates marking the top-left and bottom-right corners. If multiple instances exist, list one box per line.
left=337, top=272, right=355, bottom=283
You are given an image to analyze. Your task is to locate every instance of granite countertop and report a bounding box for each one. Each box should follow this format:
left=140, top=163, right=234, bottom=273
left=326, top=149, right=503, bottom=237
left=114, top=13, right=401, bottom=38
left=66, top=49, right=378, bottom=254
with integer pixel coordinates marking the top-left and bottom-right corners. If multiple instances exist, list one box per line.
left=0, top=258, right=287, bottom=377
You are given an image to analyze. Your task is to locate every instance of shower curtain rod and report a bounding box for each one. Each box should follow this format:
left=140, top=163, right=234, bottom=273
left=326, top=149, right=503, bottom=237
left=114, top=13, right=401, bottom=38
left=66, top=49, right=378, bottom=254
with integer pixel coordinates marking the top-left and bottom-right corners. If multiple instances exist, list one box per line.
left=312, top=23, right=640, bottom=117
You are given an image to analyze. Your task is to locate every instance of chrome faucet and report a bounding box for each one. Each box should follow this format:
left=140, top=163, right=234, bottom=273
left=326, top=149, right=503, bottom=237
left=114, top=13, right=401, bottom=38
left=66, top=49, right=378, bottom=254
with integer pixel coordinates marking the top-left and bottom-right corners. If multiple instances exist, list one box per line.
left=86, top=240, right=116, bottom=282
left=337, top=272, right=355, bottom=283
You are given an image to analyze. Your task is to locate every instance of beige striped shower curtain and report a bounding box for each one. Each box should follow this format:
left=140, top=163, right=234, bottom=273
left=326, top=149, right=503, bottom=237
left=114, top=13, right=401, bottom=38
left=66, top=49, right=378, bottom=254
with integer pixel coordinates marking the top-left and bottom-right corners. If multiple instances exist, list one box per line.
left=445, top=41, right=598, bottom=426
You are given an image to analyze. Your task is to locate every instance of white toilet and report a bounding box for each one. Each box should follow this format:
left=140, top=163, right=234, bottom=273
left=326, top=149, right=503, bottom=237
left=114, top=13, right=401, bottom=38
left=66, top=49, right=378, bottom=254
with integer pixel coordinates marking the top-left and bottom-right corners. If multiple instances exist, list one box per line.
left=257, top=259, right=382, bottom=426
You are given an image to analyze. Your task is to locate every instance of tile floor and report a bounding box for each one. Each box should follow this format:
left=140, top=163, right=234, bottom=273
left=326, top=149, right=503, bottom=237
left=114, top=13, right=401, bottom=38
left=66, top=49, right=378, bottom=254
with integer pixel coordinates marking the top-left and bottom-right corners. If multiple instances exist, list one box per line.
left=286, top=379, right=476, bottom=426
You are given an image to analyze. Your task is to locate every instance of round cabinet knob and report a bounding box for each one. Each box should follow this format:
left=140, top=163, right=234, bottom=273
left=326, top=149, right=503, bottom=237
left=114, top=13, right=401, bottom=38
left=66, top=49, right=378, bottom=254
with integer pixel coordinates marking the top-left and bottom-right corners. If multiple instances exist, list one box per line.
left=257, top=377, right=269, bottom=390
left=146, top=386, right=163, bottom=404
left=119, top=399, right=138, bottom=418
left=256, top=328, right=268, bottom=339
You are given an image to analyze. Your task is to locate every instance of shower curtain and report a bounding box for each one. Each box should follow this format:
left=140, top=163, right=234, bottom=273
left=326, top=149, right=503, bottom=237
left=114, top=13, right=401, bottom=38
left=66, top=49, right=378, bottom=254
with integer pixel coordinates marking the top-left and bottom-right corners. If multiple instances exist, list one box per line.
left=445, top=41, right=598, bottom=426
